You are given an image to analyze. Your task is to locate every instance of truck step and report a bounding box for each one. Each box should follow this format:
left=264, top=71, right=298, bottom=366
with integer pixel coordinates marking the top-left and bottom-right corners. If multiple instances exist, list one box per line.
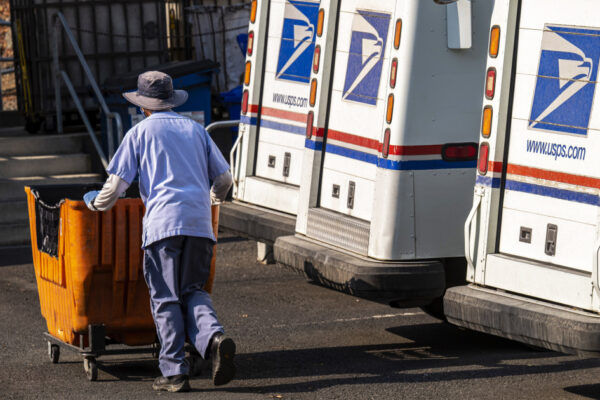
left=0, top=133, right=87, bottom=157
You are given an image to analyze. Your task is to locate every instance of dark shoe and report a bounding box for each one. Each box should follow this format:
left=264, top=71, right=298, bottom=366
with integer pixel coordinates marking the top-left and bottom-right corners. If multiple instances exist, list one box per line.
left=210, top=333, right=236, bottom=386
left=152, top=374, right=190, bottom=392
left=186, top=354, right=210, bottom=377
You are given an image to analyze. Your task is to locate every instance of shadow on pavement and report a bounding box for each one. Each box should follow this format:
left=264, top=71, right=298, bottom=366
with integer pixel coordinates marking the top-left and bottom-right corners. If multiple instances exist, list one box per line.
left=564, top=384, right=600, bottom=399
left=89, top=322, right=600, bottom=395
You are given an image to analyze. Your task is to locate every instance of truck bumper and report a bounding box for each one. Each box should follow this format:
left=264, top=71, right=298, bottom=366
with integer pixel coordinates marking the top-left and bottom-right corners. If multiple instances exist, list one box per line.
left=274, top=235, right=445, bottom=306
left=444, top=285, right=600, bottom=356
left=219, top=201, right=296, bottom=244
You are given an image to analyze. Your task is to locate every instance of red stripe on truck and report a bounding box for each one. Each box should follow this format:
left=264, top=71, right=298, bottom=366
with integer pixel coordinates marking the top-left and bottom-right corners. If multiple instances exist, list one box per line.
left=507, top=164, right=600, bottom=189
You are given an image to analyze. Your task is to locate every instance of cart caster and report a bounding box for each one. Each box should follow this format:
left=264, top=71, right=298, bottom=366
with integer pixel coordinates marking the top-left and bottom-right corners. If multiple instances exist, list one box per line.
left=47, top=342, right=60, bottom=364
left=83, top=357, right=98, bottom=381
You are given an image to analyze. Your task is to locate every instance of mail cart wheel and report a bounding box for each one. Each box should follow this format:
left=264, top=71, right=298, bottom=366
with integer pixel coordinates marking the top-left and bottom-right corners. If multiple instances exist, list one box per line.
left=84, top=357, right=98, bottom=381
left=48, top=342, right=60, bottom=364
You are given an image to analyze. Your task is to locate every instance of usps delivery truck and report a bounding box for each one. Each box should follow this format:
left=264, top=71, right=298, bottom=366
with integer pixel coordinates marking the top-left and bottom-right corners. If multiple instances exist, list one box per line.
left=444, top=0, right=600, bottom=354
left=274, top=0, right=493, bottom=312
left=221, top=0, right=333, bottom=257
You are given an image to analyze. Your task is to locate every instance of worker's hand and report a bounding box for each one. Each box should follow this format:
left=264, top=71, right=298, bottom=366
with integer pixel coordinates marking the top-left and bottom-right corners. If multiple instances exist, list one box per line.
left=83, top=190, right=100, bottom=211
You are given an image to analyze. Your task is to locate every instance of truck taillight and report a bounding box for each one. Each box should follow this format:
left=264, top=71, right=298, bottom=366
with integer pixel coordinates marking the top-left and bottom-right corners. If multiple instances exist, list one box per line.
left=386, top=94, right=394, bottom=123
left=317, top=9, right=325, bottom=37
left=313, top=45, right=321, bottom=73
left=242, top=89, right=249, bottom=115
left=482, top=106, right=492, bottom=137
left=250, top=0, right=257, bottom=23
left=306, top=111, right=314, bottom=139
left=394, top=19, right=402, bottom=49
left=244, top=61, right=251, bottom=86
left=489, top=26, right=500, bottom=58
left=247, top=31, right=254, bottom=56
left=390, top=58, right=398, bottom=88
left=478, top=142, right=489, bottom=175
left=442, top=143, right=478, bottom=161
left=485, top=68, right=496, bottom=99
left=310, top=79, right=317, bottom=107
left=382, top=128, right=391, bottom=158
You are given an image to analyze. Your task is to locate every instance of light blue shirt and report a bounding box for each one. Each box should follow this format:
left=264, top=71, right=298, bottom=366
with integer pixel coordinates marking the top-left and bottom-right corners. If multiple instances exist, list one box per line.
left=106, top=111, right=230, bottom=248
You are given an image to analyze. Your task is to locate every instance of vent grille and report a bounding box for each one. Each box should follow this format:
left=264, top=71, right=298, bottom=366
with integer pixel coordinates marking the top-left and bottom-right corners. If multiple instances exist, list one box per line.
left=306, top=208, right=370, bottom=255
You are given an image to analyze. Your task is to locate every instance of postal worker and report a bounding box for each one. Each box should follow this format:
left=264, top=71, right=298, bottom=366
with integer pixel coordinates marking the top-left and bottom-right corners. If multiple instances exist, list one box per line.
left=83, top=71, right=235, bottom=392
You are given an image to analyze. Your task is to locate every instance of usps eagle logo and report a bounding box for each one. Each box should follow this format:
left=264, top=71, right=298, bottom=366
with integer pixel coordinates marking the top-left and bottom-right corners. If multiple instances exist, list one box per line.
left=276, top=0, right=320, bottom=84
left=342, top=10, right=391, bottom=105
left=529, top=25, right=600, bottom=135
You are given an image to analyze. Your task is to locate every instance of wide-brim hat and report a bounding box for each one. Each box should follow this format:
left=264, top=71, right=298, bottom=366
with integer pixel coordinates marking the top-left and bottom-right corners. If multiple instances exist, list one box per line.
left=123, top=70, right=188, bottom=111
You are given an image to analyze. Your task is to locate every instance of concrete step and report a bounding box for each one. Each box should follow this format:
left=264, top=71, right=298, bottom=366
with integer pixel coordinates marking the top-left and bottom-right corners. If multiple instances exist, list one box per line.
left=0, top=200, right=28, bottom=224
left=0, top=222, right=31, bottom=247
left=0, top=127, right=28, bottom=137
left=0, top=153, right=91, bottom=178
left=0, top=111, right=26, bottom=128
left=0, top=133, right=86, bottom=156
left=0, top=173, right=104, bottom=200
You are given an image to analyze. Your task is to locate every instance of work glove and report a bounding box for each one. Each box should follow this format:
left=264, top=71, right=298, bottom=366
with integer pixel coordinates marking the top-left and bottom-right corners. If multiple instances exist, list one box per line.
left=210, top=190, right=220, bottom=205
left=83, top=190, right=100, bottom=211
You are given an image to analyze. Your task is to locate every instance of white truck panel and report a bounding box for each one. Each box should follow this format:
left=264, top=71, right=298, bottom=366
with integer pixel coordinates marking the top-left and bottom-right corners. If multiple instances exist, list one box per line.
left=519, top=0, right=600, bottom=30
left=319, top=158, right=376, bottom=220
left=368, top=170, right=415, bottom=259
left=255, top=142, right=304, bottom=184
left=499, top=207, right=595, bottom=272
left=503, top=117, right=598, bottom=176
left=485, top=254, right=593, bottom=311
left=414, top=169, right=476, bottom=258
left=502, top=188, right=596, bottom=225
left=243, top=176, right=299, bottom=215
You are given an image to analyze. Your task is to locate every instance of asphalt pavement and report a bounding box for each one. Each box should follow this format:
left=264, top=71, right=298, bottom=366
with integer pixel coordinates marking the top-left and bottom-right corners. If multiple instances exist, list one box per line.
left=1, top=233, right=600, bottom=399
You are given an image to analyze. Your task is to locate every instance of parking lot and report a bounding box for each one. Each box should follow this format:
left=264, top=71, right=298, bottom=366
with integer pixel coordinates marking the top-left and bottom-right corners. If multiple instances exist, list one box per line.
left=1, top=233, right=600, bottom=400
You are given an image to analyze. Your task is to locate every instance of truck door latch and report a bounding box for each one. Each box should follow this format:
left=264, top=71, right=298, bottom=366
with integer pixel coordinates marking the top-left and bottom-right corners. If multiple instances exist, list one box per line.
left=545, top=224, right=557, bottom=256
left=283, top=152, right=291, bottom=177
left=347, top=181, right=355, bottom=209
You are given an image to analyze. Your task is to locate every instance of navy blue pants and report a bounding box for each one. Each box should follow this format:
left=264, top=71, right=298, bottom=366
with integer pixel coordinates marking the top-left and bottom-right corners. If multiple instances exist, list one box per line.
left=143, top=235, right=223, bottom=377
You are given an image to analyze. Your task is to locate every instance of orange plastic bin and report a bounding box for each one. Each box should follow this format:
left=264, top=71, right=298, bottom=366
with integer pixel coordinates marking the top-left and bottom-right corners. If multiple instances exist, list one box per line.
left=25, top=183, right=220, bottom=381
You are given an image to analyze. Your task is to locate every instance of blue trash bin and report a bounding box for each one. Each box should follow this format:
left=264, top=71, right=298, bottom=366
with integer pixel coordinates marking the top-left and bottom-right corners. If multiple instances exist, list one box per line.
left=219, top=85, right=242, bottom=127
left=102, top=60, right=219, bottom=156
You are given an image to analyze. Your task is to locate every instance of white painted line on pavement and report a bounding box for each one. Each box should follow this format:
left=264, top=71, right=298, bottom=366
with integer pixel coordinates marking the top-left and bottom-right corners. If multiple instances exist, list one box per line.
left=272, top=312, right=424, bottom=328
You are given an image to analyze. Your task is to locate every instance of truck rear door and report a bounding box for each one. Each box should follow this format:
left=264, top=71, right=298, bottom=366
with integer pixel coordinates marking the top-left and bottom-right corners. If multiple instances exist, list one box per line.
left=318, top=0, right=394, bottom=221
left=254, top=0, right=320, bottom=186
left=498, top=1, right=600, bottom=274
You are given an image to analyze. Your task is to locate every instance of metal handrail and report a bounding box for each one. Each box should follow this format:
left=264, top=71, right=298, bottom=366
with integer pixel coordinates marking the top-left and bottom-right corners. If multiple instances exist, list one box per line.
left=592, top=239, right=600, bottom=293
left=464, top=186, right=484, bottom=275
left=52, top=12, right=123, bottom=169
left=204, top=120, right=242, bottom=192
